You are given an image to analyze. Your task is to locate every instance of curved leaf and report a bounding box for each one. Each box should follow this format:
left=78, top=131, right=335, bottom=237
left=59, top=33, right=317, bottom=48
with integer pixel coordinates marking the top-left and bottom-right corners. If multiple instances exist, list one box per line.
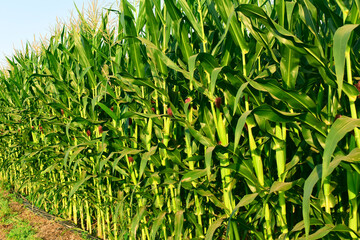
left=205, top=217, right=225, bottom=240
left=322, top=116, right=360, bottom=183
left=333, top=24, right=359, bottom=98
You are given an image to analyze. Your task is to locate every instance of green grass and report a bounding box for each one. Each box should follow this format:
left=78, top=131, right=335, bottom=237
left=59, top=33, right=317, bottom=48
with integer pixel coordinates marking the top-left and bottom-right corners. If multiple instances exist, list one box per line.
left=0, top=191, right=39, bottom=240
left=0, top=196, right=12, bottom=219
left=6, top=221, right=39, bottom=240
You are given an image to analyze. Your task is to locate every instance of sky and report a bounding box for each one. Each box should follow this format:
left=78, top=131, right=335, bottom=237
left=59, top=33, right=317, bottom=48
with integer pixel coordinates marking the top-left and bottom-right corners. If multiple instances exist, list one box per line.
left=0, top=0, right=99, bottom=66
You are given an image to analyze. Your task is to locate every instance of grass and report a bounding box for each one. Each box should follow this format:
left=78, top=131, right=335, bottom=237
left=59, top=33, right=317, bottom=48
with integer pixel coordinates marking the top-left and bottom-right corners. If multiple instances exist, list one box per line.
left=0, top=196, right=12, bottom=219
left=6, top=221, right=39, bottom=240
left=0, top=190, right=39, bottom=240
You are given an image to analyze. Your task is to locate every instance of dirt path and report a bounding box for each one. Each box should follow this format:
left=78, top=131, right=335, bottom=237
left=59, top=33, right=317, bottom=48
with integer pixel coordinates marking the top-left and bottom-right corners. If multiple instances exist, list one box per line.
left=0, top=188, right=85, bottom=240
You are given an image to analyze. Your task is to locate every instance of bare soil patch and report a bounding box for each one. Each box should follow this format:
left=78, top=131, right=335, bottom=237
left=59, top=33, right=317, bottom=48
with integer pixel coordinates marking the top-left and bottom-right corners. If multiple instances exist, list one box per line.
left=0, top=223, right=13, bottom=239
left=0, top=189, right=85, bottom=240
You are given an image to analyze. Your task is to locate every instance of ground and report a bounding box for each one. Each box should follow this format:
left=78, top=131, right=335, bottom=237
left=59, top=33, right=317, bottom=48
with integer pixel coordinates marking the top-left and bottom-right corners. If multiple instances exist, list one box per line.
left=0, top=188, right=85, bottom=240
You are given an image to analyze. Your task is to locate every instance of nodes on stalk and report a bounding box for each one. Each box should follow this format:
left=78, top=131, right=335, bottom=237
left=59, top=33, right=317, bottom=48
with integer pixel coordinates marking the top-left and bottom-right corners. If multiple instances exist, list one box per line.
left=167, top=107, right=173, bottom=117
left=151, top=99, right=156, bottom=113
left=86, top=129, right=91, bottom=137
left=128, top=156, right=134, bottom=163
left=334, top=114, right=342, bottom=122
left=356, top=81, right=360, bottom=98
left=128, top=118, right=133, bottom=126
left=185, top=97, right=192, bottom=110
left=39, top=126, right=43, bottom=132
left=356, top=81, right=360, bottom=91
left=215, top=97, right=222, bottom=109
left=98, top=125, right=103, bottom=134
left=110, top=106, right=114, bottom=111
left=61, top=109, right=65, bottom=115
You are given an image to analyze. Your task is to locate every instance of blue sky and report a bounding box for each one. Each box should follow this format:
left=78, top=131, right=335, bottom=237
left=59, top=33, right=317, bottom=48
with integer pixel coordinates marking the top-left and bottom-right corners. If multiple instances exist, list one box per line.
left=0, top=0, right=99, bottom=65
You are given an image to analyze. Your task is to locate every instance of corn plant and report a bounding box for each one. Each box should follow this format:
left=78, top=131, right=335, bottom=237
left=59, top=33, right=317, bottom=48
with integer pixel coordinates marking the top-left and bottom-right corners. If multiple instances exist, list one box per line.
left=1, top=0, right=360, bottom=239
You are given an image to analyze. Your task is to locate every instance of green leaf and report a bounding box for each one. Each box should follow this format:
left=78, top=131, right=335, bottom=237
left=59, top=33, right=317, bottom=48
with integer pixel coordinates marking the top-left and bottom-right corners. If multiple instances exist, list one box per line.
left=248, top=78, right=317, bottom=114
left=131, top=207, right=146, bottom=239
left=234, top=110, right=252, bottom=152
left=228, top=193, right=259, bottom=236
left=205, top=146, right=215, bottom=181
left=322, top=116, right=360, bottom=183
left=164, top=0, right=182, bottom=20
left=228, top=162, right=260, bottom=190
left=333, top=24, right=359, bottom=98
left=210, top=67, right=223, bottom=97
left=174, top=210, right=185, bottom=240
left=181, top=169, right=207, bottom=182
left=235, top=193, right=258, bottom=208
left=195, top=189, right=226, bottom=209
left=98, top=102, right=118, bottom=120
left=188, top=54, right=199, bottom=81
left=280, top=46, right=300, bottom=89
left=112, top=148, right=144, bottom=173
left=177, top=0, right=205, bottom=41
left=300, top=225, right=333, bottom=240
left=137, top=37, right=190, bottom=79
left=343, top=82, right=360, bottom=102
left=185, top=122, right=215, bottom=147
left=269, top=179, right=304, bottom=194
left=150, top=212, right=167, bottom=239
left=205, top=217, right=224, bottom=240
left=303, top=164, right=326, bottom=238
left=332, top=224, right=360, bottom=237
left=138, top=146, right=157, bottom=181
left=303, top=148, right=360, bottom=237
left=215, top=1, right=249, bottom=53
left=233, top=82, right=249, bottom=116
left=236, top=4, right=327, bottom=68
left=295, top=112, right=327, bottom=137
left=73, top=31, right=96, bottom=89
left=68, top=175, right=94, bottom=199
left=253, top=104, right=301, bottom=122
left=340, top=148, right=360, bottom=163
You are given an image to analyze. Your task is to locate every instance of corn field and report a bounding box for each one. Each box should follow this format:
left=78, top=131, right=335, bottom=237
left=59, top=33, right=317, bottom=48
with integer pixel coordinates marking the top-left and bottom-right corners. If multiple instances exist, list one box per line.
left=0, top=0, right=360, bottom=239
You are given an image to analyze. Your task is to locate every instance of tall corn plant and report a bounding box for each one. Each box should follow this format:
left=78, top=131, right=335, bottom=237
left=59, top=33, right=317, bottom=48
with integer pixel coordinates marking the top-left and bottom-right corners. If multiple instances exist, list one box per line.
left=1, top=0, right=360, bottom=239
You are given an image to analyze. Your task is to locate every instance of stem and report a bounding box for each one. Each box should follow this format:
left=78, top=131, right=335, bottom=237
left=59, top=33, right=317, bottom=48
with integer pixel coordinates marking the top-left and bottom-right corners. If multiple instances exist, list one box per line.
left=275, top=123, right=289, bottom=239
left=96, top=184, right=103, bottom=238
left=245, top=96, right=272, bottom=239
left=198, top=0, right=235, bottom=222
left=216, top=108, right=234, bottom=212
left=85, top=199, right=92, bottom=234
left=345, top=45, right=360, bottom=237
left=347, top=171, right=359, bottom=238
left=186, top=101, right=204, bottom=232
left=324, top=85, right=334, bottom=214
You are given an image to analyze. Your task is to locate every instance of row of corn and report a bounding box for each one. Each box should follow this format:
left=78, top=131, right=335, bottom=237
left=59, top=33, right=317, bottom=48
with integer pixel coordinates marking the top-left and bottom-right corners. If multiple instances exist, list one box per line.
left=1, top=0, right=360, bottom=239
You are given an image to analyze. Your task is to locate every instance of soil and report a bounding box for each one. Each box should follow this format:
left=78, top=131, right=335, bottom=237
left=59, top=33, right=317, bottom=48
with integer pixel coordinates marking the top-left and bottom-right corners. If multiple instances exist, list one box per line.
left=0, top=189, right=84, bottom=240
